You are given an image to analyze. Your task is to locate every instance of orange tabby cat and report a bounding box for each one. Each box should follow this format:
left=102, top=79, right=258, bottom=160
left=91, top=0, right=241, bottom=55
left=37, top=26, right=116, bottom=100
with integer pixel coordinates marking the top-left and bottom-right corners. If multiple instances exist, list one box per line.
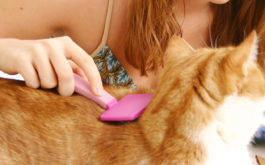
left=0, top=31, right=264, bottom=165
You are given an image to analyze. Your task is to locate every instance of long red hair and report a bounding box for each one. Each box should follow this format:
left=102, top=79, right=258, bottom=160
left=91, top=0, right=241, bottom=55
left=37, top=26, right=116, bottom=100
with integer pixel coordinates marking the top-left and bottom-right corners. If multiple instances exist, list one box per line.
left=124, top=0, right=265, bottom=75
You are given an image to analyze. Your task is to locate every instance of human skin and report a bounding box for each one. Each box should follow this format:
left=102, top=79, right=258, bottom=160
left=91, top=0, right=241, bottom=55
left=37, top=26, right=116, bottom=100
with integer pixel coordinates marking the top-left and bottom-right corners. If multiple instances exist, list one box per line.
left=0, top=0, right=230, bottom=96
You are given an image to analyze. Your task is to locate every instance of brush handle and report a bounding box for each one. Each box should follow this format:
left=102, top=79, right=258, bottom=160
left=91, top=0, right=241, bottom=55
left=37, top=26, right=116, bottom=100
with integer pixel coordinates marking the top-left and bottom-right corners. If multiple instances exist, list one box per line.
left=74, top=74, right=117, bottom=109
left=0, top=72, right=117, bottom=109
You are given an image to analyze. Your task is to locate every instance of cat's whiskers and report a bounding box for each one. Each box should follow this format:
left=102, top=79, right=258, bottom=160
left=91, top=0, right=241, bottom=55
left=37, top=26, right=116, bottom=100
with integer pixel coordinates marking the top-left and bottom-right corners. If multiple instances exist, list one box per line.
left=197, top=24, right=222, bottom=49
left=209, top=26, right=215, bottom=48
left=200, top=36, right=211, bottom=48
left=214, top=33, right=221, bottom=48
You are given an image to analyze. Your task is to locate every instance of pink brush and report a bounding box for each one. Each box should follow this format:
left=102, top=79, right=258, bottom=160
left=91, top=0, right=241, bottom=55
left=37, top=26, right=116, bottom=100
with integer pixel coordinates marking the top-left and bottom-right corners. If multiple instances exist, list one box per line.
left=74, top=74, right=153, bottom=121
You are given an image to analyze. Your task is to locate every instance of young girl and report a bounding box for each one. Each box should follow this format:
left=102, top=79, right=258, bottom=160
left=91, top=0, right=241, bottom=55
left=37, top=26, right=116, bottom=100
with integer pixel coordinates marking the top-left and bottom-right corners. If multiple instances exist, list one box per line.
left=0, top=0, right=264, bottom=96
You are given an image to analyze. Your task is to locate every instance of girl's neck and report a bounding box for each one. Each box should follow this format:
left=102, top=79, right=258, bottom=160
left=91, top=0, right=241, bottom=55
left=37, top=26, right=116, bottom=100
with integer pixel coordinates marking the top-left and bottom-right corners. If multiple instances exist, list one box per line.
left=176, top=0, right=212, bottom=15
left=175, top=0, right=214, bottom=49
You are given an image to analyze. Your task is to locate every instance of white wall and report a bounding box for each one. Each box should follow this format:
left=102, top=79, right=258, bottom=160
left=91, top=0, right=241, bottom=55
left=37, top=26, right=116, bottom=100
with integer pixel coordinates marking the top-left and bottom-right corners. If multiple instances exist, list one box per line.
left=0, top=71, right=24, bottom=81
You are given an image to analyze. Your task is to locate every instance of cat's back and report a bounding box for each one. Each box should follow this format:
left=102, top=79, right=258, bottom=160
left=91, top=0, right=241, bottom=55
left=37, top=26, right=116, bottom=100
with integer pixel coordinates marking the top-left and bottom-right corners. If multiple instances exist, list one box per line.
left=0, top=78, right=104, bottom=122
left=0, top=78, right=105, bottom=164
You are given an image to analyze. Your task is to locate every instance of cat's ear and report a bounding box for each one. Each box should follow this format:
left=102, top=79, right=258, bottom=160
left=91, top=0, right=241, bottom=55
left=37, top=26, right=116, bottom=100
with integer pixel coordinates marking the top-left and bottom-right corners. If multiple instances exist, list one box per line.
left=165, top=35, right=194, bottom=60
left=226, top=31, right=258, bottom=75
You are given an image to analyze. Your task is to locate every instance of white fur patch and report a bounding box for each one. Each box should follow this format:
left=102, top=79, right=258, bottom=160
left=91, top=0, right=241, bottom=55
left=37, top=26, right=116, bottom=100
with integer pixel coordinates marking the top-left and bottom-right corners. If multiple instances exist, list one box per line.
left=198, top=95, right=265, bottom=165
left=200, top=121, right=253, bottom=165
left=215, top=95, right=265, bottom=146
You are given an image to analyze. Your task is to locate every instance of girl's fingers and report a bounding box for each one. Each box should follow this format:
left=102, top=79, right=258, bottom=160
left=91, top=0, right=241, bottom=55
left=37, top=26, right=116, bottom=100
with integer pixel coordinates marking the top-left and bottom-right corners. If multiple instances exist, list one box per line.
left=17, top=55, right=40, bottom=89
left=32, top=44, right=57, bottom=89
left=45, top=39, right=75, bottom=96
left=60, top=36, right=103, bottom=95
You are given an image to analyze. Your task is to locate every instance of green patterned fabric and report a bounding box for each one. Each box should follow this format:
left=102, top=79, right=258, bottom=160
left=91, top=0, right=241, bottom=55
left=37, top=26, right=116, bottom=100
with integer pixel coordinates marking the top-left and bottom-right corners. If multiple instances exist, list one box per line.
left=94, top=46, right=136, bottom=88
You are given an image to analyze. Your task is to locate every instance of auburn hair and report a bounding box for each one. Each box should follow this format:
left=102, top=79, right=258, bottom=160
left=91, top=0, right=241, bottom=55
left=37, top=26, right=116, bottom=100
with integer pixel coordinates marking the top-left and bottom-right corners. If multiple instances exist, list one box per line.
left=124, top=0, right=265, bottom=75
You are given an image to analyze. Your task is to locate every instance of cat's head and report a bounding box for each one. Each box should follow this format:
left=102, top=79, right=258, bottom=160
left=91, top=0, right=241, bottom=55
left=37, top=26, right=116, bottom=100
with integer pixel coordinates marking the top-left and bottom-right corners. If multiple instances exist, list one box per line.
left=140, top=32, right=265, bottom=153
left=157, top=31, right=265, bottom=145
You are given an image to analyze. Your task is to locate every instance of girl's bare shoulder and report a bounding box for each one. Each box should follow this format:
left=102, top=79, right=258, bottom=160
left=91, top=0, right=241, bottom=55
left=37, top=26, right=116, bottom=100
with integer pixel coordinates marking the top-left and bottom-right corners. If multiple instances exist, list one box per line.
left=0, top=0, right=109, bottom=52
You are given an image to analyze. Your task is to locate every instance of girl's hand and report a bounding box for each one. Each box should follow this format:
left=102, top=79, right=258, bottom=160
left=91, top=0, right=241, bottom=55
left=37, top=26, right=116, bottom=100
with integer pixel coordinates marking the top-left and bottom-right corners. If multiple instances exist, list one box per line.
left=0, top=36, right=103, bottom=96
